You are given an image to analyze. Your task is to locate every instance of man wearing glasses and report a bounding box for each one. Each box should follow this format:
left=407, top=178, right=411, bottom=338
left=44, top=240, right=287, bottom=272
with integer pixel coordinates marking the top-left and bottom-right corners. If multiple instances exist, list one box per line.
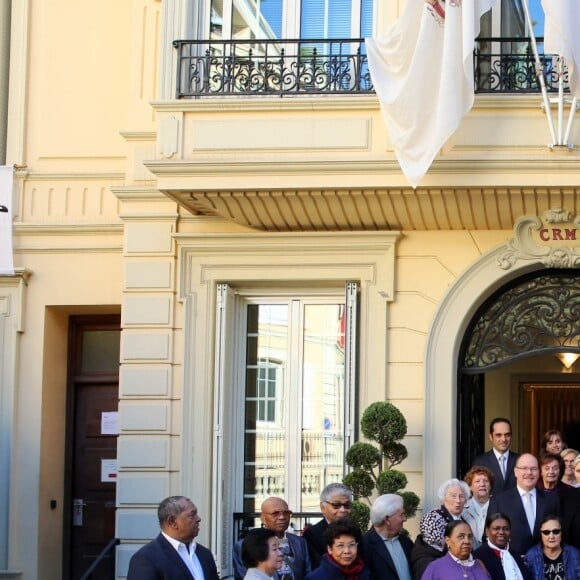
left=233, top=497, right=311, bottom=580
left=488, top=453, right=560, bottom=556
left=360, top=494, right=412, bottom=580
left=303, top=483, right=354, bottom=569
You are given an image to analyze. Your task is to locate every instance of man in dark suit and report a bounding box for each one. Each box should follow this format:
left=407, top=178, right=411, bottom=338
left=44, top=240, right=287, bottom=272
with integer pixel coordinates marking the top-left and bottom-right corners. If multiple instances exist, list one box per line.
left=303, top=483, right=353, bottom=569
left=360, top=494, right=413, bottom=580
left=472, top=417, right=519, bottom=495
left=127, top=495, right=220, bottom=580
left=488, top=453, right=560, bottom=557
left=473, top=512, right=531, bottom=580
left=233, top=496, right=311, bottom=579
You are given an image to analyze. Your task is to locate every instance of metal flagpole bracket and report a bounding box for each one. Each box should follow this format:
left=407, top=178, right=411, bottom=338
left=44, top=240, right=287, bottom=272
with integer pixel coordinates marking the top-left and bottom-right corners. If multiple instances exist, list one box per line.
left=523, top=0, right=577, bottom=149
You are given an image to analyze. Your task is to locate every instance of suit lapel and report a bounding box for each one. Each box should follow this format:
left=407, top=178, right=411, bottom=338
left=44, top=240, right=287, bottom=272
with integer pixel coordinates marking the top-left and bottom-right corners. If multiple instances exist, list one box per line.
left=487, top=451, right=503, bottom=482
left=287, top=534, right=304, bottom=570
left=534, top=492, right=546, bottom=534
left=158, top=534, right=195, bottom=579
left=197, top=546, right=209, bottom=579
left=371, top=530, right=397, bottom=574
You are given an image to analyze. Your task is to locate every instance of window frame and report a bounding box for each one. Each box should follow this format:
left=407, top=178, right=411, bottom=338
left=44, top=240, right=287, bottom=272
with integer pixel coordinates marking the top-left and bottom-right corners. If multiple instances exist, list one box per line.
left=178, top=231, right=398, bottom=576
left=205, top=0, right=372, bottom=40
left=219, top=289, right=358, bottom=519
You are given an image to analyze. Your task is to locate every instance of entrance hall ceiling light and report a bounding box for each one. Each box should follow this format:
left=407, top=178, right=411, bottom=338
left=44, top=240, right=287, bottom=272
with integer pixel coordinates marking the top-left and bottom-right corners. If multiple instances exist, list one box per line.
left=556, top=352, right=580, bottom=371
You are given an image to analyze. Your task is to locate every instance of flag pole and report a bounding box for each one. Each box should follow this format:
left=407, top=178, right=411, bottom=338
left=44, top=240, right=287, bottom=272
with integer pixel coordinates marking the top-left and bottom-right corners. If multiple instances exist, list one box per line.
left=521, top=0, right=557, bottom=146
left=563, top=97, right=577, bottom=146
left=557, top=57, right=564, bottom=144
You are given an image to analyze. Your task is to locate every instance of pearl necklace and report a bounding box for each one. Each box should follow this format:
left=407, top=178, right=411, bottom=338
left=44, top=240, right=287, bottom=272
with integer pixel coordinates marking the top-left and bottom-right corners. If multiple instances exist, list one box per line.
left=454, top=558, right=474, bottom=579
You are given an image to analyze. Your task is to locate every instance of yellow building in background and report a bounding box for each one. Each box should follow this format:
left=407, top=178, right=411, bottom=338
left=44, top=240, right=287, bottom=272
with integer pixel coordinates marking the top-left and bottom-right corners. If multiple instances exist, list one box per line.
left=1, top=0, right=580, bottom=578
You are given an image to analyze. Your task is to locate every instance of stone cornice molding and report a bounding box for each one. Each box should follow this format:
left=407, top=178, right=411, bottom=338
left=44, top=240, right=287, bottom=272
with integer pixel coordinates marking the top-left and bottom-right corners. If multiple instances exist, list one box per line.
left=178, top=231, right=400, bottom=302
left=150, top=94, right=544, bottom=113
left=154, top=186, right=580, bottom=232
left=147, top=160, right=580, bottom=192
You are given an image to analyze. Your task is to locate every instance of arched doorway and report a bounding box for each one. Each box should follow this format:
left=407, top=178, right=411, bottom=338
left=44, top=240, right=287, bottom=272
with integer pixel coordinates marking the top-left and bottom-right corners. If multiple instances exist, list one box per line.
left=457, top=269, right=580, bottom=477
left=424, top=238, right=579, bottom=509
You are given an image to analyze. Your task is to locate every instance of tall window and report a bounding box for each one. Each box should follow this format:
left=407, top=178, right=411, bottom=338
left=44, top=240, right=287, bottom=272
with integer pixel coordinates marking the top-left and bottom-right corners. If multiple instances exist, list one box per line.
left=256, top=364, right=280, bottom=423
left=213, top=282, right=358, bottom=544
left=209, top=0, right=373, bottom=40
left=242, top=298, right=351, bottom=514
left=476, top=0, right=547, bottom=93
left=500, top=0, right=544, bottom=37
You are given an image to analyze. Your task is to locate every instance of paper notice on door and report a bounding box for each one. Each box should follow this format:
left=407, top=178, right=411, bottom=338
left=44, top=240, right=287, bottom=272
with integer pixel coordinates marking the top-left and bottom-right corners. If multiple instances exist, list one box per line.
left=101, top=459, right=118, bottom=483
left=101, top=411, right=118, bottom=435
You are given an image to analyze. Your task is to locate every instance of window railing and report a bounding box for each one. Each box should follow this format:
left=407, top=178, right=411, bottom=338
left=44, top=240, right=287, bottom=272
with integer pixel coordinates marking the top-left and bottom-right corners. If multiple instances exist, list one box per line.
left=474, top=36, right=563, bottom=93
left=174, top=37, right=570, bottom=98
left=234, top=512, right=322, bottom=541
left=173, top=38, right=373, bottom=97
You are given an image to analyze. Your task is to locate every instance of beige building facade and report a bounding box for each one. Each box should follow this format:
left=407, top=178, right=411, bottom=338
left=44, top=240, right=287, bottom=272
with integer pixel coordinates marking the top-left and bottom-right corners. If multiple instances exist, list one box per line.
left=1, top=0, right=580, bottom=578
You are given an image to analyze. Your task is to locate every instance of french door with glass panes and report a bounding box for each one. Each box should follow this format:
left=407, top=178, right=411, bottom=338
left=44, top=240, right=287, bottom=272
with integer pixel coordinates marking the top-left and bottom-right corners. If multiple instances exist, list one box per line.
left=212, top=283, right=358, bottom=574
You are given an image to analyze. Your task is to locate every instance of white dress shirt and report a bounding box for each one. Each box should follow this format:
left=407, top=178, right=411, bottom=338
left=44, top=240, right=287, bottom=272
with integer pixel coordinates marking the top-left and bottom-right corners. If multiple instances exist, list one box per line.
left=162, top=531, right=206, bottom=580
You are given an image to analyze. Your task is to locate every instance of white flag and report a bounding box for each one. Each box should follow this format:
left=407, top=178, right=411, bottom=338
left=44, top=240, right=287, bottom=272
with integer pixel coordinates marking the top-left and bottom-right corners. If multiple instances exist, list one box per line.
left=367, top=0, right=496, bottom=188
left=542, top=0, right=580, bottom=99
left=0, top=166, right=15, bottom=276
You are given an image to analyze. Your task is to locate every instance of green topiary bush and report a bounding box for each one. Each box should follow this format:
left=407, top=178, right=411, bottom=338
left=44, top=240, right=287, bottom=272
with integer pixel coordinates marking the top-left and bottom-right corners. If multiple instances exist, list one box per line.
left=343, top=401, right=420, bottom=531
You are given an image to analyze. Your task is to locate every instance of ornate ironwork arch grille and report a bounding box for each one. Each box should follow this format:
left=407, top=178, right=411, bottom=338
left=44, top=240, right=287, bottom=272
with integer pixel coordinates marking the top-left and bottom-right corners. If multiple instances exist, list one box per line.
left=457, top=269, right=580, bottom=477
left=462, top=270, right=580, bottom=372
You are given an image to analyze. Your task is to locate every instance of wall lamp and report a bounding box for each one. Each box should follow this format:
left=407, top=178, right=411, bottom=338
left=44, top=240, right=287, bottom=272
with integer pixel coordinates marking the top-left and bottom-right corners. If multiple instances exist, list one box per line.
left=556, top=352, right=580, bottom=372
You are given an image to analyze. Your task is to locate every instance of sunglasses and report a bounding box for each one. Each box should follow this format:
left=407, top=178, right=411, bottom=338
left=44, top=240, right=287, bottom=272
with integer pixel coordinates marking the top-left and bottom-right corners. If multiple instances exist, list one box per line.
left=266, top=510, right=293, bottom=518
left=325, top=501, right=353, bottom=509
left=541, top=529, right=561, bottom=536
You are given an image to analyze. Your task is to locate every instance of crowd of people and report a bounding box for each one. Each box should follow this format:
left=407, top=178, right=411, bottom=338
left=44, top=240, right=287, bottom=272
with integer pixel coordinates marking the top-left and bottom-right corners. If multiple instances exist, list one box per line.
left=125, top=418, right=580, bottom=580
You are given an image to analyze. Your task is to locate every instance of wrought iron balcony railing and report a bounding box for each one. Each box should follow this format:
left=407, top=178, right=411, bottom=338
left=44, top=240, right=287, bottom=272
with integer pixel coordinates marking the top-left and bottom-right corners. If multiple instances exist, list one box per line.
left=474, top=36, right=561, bottom=93
left=174, top=37, right=568, bottom=98
left=234, top=512, right=322, bottom=541
left=173, top=38, right=373, bottom=97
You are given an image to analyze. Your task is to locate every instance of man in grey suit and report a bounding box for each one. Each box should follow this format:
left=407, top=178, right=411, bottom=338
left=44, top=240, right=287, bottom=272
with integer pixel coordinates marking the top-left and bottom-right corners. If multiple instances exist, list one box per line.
left=233, top=497, right=311, bottom=580
left=472, top=417, right=519, bottom=495
left=360, top=494, right=412, bottom=580
left=488, top=453, right=560, bottom=557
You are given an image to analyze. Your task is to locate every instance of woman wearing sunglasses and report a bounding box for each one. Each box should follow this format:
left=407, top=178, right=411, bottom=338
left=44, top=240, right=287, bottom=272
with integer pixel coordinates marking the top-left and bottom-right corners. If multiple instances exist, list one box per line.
left=524, top=515, right=580, bottom=579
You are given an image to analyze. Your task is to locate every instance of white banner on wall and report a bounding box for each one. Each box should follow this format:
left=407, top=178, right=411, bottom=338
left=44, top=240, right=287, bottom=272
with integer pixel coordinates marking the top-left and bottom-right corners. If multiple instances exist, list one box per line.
left=0, top=166, right=14, bottom=276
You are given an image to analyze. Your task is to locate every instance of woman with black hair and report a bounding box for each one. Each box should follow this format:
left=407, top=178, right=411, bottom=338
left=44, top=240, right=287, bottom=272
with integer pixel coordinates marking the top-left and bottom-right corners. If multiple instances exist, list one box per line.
left=524, top=515, right=580, bottom=579
left=421, top=520, right=491, bottom=579
left=305, top=518, right=370, bottom=580
left=242, top=528, right=284, bottom=580
left=473, top=512, right=531, bottom=579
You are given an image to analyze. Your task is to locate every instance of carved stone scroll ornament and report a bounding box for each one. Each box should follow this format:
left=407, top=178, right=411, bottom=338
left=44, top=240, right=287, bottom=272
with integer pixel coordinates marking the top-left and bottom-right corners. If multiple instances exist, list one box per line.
left=498, top=210, right=580, bottom=270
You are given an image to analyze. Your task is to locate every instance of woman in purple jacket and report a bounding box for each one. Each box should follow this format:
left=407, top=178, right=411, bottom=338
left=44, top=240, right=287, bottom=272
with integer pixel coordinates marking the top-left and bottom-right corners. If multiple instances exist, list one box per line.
left=421, top=521, right=491, bottom=580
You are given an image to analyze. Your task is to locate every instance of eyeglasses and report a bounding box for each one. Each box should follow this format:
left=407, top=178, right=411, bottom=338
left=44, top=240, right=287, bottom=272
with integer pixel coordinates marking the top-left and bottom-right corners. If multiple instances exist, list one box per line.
left=266, top=510, right=293, bottom=518
left=515, top=466, right=539, bottom=472
left=541, top=529, right=561, bottom=536
left=334, top=542, right=357, bottom=552
left=325, top=501, right=352, bottom=510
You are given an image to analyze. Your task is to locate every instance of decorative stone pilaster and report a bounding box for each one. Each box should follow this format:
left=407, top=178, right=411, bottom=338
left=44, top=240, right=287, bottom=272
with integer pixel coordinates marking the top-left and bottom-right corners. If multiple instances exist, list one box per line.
left=111, top=188, right=180, bottom=576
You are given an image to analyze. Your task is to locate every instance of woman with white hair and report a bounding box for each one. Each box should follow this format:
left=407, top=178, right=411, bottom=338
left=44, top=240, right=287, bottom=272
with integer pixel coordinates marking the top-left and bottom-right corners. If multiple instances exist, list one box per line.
left=410, top=478, right=470, bottom=580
